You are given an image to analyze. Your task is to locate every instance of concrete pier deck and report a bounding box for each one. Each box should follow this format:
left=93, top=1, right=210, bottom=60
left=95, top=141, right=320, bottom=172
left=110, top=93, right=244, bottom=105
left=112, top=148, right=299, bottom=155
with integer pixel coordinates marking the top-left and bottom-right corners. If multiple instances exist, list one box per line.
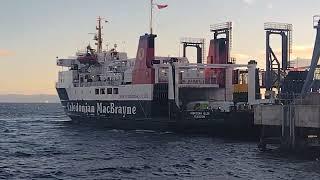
left=254, top=93, right=320, bottom=150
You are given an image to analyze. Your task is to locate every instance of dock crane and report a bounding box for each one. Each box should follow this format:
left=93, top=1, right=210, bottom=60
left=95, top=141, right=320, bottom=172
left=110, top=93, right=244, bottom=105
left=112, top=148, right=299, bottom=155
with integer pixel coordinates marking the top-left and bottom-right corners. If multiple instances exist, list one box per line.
left=301, top=16, right=320, bottom=96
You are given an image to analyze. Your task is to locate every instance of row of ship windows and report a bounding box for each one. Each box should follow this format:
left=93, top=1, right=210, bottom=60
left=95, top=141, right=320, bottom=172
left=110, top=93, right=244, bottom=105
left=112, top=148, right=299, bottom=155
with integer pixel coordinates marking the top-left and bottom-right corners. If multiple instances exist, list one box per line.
left=74, top=88, right=119, bottom=95
left=95, top=88, right=119, bottom=95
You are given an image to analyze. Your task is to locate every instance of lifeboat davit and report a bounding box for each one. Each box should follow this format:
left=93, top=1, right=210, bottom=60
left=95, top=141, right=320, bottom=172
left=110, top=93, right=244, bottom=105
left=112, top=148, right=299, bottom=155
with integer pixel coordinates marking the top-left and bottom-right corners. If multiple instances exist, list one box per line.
left=77, top=45, right=98, bottom=64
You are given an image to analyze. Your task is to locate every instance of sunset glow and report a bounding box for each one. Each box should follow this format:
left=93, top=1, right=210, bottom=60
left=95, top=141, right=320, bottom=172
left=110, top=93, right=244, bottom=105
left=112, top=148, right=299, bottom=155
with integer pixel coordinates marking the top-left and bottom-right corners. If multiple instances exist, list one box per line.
left=1, top=0, right=319, bottom=95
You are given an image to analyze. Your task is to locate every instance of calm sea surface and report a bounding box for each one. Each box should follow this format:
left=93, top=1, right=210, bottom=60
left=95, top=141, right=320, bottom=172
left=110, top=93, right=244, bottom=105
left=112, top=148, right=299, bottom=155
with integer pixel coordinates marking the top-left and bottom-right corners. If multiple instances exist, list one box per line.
left=0, top=103, right=319, bottom=180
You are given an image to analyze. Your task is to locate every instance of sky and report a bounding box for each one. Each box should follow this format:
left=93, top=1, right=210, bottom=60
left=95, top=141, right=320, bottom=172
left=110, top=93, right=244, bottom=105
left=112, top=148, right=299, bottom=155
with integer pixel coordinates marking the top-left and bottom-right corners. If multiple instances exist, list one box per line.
left=0, top=0, right=320, bottom=95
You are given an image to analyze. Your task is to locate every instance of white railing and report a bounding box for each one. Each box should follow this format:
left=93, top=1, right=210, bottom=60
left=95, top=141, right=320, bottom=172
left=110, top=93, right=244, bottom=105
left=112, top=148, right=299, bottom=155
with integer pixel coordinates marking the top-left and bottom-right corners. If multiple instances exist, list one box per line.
left=179, top=78, right=218, bottom=85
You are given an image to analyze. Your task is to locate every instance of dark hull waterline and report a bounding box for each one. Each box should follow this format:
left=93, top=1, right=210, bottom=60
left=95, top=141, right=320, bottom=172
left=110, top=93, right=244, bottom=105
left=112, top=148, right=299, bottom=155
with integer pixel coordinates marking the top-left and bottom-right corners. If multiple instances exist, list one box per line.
left=62, top=100, right=260, bottom=138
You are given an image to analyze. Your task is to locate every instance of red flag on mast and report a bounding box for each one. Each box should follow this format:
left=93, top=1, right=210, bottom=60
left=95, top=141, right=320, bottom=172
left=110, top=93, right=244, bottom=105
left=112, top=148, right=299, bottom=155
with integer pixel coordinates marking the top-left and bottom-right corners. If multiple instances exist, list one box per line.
left=156, top=4, right=168, bottom=9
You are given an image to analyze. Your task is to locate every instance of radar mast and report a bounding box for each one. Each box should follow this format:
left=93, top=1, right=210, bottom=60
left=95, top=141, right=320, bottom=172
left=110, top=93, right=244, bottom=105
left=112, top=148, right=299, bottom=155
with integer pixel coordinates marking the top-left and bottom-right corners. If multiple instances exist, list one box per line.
left=94, top=16, right=108, bottom=53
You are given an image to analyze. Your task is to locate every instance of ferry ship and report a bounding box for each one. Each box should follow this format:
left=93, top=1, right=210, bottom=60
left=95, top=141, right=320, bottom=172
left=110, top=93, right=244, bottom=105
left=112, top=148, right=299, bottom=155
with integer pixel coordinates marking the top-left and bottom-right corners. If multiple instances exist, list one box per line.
left=56, top=17, right=261, bottom=136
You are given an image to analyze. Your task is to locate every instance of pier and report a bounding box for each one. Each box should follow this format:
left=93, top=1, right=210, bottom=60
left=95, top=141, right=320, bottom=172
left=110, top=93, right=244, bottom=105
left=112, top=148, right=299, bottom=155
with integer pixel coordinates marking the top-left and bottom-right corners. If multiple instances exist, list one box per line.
left=254, top=16, right=320, bottom=151
left=255, top=93, right=320, bottom=150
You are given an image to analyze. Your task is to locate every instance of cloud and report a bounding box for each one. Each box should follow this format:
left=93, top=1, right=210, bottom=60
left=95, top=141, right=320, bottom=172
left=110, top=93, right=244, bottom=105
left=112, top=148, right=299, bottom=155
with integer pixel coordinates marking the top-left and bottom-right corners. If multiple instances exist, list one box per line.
left=267, top=3, right=273, bottom=9
left=242, top=0, right=255, bottom=5
left=292, top=45, right=313, bottom=59
left=293, top=45, right=313, bottom=51
left=233, top=53, right=250, bottom=60
left=0, top=49, right=15, bottom=57
left=256, top=45, right=313, bottom=60
left=272, top=45, right=313, bottom=59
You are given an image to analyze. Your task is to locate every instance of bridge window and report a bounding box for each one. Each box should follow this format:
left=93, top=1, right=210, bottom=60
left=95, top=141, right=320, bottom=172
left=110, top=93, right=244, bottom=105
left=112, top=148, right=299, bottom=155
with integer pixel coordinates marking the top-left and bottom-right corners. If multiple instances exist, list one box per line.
left=95, top=89, right=99, bottom=95
left=107, top=88, right=112, bottom=94
left=100, top=88, right=105, bottom=94
left=113, top=88, right=119, bottom=94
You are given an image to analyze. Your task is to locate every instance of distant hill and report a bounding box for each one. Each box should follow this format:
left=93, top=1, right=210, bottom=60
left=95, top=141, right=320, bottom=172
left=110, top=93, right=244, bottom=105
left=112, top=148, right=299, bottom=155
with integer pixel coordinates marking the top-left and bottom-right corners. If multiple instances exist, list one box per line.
left=0, top=94, right=60, bottom=103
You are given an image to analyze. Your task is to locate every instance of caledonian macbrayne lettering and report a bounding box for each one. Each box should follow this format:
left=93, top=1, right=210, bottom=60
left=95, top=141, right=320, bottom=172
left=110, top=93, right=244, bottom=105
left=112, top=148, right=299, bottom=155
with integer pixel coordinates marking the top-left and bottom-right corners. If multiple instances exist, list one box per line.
left=67, top=102, right=137, bottom=117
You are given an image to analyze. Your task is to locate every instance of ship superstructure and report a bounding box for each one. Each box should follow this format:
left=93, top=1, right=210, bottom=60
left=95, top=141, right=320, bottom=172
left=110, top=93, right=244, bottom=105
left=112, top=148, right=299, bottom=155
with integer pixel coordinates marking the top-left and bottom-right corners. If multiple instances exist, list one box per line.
left=56, top=18, right=260, bottom=135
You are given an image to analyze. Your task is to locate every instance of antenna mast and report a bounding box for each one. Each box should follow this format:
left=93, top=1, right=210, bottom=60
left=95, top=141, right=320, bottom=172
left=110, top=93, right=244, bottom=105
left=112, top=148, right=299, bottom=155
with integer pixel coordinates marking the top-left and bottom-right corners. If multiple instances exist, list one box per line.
left=96, top=16, right=103, bottom=53
left=150, top=0, right=154, bottom=34
left=93, top=16, right=108, bottom=53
